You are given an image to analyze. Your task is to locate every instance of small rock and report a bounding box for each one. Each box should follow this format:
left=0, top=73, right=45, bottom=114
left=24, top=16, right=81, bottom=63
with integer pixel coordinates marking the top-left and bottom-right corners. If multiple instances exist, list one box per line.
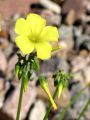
left=0, top=38, right=9, bottom=50
left=57, top=58, right=70, bottom=72
left=0, top=50, right=7, bottom=72
left=83, top=66, right=90, bottom=84
left=39, top=0, right=61, bottom=14
left=80, top=40, right=90, bottom=51
left=0, top=78, right=10, bottom=108
left=71, top=55, right=89, bottom=72
left=4, top=43, right=14, bottom=59
left=81, top=14, right=90, bottom=23
left=70, top=83, right=90, bottom=119
left=7, top=54, right=17, bottom=73
left=29, top=100, right=46, bottom=120
left=9, top=26, right=17, bottom=43
left=0, top=0, right=34, bottom=19
left=0, top=83, right=37, bottom=120
left=62, top=0, right=85, bottom=19
left=6, top=54, right=18, bottom=80
left=0, top=78, right=5, bottom=91
left=40, top=56, right=60, bottom=74
left=75, top=35, right=90, bottom=50
left=51, top=0, right=62, bottom=5
left=66, top=9, right=76, bottom=25
left=73, top=26, right=82, bottom=38
left=41, top=9, right=61, bottom=26
left=0, top=30, right=8, bottom=38
left=74, top=71, right=84, bottom=82
left=59, top=25, right=74, bottom=52
left=85, top=110, right=90, bottom=120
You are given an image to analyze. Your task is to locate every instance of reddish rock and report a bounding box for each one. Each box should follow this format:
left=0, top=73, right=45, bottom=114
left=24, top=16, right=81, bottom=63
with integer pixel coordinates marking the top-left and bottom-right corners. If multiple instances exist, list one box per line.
left=0, top=0, right=39, bottom=19
left=7, top=55, right=18, bottom=73
left=0, top=50, right=7, bottom=72
left=66, top=9, right=76, bottom=25
left=62, top=0, right=86, bottom=19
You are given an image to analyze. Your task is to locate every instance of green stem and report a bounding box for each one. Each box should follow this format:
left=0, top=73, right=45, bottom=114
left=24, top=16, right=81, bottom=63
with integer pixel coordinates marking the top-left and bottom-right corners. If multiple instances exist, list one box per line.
left=56, top=83, right=90, bottom=120
left=43, top=87, right=58, bottom=120
left=77, top=98, right=90, bottom=120
left=16, top=80, right=24, bottom=120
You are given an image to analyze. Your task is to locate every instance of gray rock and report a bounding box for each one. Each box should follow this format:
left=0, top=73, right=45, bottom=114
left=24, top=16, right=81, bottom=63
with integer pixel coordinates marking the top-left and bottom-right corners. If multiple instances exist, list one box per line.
left=75, top=35, right=90, bottom=50
left=0, top=78, right=10, bottom=108
left=59, top=25, right=73, bottom=40
left=29, top=100, right=46, bottom=120
left=73, top=26, right=82, bottom=37
left=81, top=40, right=90, bottom=51
left=40, top=56, right=60, bottom=73
left=57, top=58, right=70, bottom=72
left=59, top=25, right=74, bottom=51
left=71, top=55, right=89, bottom=72
left=9, top=26, right=17, bottom=43
left=41, top=10, right=61, bottom=26
left=71, top=82, right=90, bottom=105
left=0, top=83, right=37, bottom=120
left=4, top=43, right=14, bottom=59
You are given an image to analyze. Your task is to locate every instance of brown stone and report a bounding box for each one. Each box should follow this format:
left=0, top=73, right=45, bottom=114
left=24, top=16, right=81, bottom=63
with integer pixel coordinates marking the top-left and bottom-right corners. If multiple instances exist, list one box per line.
left=0, top=0, right=39, bottom=19
left=62, top=0, right=85, bottom=19
left=66, top=9, right=76, bottom=25
left=0, top=83, right=37, bottom=120
left=0, top=50, right=7, bottom=72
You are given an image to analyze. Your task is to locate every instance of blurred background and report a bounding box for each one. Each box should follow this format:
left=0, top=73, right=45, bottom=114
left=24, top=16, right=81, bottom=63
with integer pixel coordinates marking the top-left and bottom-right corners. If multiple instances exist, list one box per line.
left=0, top=0, right=90, bottom=120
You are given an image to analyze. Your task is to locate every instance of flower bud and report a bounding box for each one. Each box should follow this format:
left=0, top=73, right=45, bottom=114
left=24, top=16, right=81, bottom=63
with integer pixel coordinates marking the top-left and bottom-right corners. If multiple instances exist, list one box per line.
left=39, top=75, right=57, bottom=110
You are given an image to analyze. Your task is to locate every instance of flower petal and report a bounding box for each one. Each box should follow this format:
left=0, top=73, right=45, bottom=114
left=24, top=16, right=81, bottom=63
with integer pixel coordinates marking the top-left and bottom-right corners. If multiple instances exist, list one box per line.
left=16, top=35, right=34, bottom=54
left=35, top=42, right=52, bottom=60
left=15, top=18, right=31, bottom=36
left=40, top=26, right=59, bottom=42
left=26, top=13, right=46, bottom=36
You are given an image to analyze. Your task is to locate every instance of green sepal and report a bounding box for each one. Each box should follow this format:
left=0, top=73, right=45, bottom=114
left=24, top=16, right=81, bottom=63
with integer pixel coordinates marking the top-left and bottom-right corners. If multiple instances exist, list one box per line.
left=15, top=62, right=21, bottom=78
left=31, top=57, right=40, bottom=71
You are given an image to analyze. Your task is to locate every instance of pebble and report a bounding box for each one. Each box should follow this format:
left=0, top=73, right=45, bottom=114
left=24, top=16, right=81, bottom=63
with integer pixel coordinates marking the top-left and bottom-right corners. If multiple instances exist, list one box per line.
left=9, top=26, right=17, bottom=43
left=0, top=50, right=7, bottom=72
left=57, top=58, right=70, bottom=72
left=41, top=9, right=61, bottom=26
left=0, top=38, right=9, bottom=50
left=81, top=40, right=90, bottom=51
left=66, top=9, right=76, bottom=25
left=83, top=66, right=90, bottom=84
left=39, top=0, right=61, bottom=14
left=75, top=35, right=90, bottom=50
left=59, top=25, right=74, bottom=51
left=6, top=54, right=17, bottom=73
left=29, top=100, right=46, bottom=120
left=0, top=84, right=37, bottom=120
left=71, top=56, right=89, bottom=72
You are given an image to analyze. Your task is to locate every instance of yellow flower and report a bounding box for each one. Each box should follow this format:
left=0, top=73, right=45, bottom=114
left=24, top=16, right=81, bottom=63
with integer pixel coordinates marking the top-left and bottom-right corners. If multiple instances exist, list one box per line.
left=15, top=13, right=59, bottom=60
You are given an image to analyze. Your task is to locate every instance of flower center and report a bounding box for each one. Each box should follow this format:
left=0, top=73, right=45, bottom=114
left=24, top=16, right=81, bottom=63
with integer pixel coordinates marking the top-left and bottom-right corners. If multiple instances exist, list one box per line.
left=30, top=34, right=41, bottom=43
